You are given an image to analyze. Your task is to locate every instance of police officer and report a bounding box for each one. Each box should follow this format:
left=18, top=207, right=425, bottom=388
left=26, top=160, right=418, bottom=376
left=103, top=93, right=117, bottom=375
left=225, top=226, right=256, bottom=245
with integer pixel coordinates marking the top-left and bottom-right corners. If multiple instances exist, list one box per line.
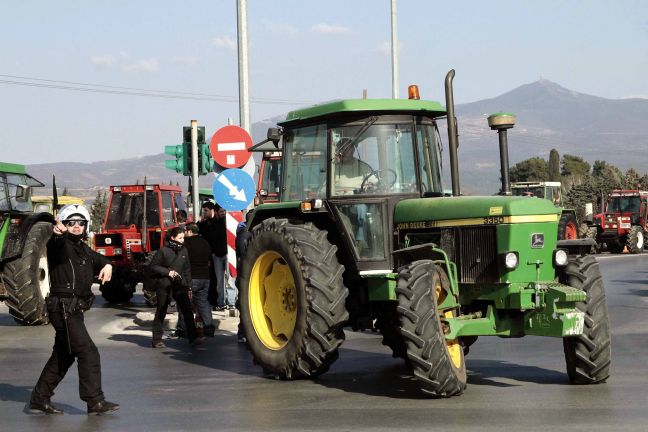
left=29, top=204, right=119, bottom=415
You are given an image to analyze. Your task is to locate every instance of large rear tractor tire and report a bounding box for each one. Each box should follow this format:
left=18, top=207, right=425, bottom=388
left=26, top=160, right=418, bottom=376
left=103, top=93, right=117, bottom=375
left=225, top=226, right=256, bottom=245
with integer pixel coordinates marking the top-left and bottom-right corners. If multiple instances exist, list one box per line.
left=239, top=218, right=348, bottom=379
left=99, top=271, right=135, bottom=304
left=396, top=260, right=467, bottom=397
left=558, top=213, right=578, bottom=240
left=3, top=222, right=52, bottom=325
left=559, top=255, right=611, bottom=384
left=626, top=226, right=644, bottom=254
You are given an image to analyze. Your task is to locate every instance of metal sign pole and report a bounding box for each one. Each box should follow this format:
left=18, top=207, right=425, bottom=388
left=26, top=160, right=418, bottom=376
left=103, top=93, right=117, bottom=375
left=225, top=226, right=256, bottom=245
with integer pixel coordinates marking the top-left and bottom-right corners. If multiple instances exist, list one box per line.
left=191, top=120, right=200, bottom=221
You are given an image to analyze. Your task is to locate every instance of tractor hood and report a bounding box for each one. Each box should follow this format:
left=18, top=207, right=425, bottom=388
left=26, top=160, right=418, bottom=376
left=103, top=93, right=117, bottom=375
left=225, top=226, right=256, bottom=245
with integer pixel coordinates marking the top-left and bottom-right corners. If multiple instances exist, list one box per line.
left=394, top=196, right=560, bottom=226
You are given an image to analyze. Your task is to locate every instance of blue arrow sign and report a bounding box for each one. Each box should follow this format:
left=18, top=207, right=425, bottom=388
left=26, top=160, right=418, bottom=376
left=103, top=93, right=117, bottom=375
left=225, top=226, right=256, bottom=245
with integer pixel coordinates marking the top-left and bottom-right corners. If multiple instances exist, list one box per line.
left=212, top=168, right=256, bottom=211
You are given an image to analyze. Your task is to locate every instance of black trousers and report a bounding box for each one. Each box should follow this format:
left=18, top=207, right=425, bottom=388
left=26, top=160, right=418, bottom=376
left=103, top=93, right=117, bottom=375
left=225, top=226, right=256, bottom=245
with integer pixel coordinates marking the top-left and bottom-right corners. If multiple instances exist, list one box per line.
left=31, top=298, right=104, bottom=405
left=152, top=279, right=197, bottom=343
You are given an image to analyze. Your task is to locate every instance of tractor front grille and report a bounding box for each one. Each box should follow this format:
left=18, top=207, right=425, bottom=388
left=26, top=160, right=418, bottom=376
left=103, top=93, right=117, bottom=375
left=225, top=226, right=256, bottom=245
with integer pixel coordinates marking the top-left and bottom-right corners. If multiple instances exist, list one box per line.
left=455, top=226, right=498, bottom=283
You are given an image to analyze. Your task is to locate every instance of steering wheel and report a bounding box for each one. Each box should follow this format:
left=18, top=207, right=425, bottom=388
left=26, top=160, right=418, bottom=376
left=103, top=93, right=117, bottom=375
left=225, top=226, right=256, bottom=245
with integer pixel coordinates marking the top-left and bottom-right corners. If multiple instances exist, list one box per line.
left=360, top=169, right=398, bottom=193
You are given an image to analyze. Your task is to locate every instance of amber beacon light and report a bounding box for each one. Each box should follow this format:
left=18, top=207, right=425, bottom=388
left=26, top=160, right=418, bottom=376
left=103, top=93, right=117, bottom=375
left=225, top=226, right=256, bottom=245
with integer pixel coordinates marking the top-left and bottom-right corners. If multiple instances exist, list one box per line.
left=407, top=85, right=420, bottom=100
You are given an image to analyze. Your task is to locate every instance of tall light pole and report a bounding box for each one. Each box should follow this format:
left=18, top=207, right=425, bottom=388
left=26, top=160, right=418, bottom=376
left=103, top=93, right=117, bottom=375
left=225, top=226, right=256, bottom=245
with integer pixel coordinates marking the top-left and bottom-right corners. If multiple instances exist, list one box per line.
left=391, top=0, right=399, bottom=99
left=237, top=0, right=251, bottom=132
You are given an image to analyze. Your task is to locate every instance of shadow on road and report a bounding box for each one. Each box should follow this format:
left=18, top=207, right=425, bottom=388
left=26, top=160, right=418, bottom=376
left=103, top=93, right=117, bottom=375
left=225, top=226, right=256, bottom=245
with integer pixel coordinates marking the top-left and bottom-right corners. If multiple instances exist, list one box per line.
left=0, top=383, right=86, bottom=415
left=467, top=359, right=568, bottom=386
left=315, top=348, right=569, bottom=398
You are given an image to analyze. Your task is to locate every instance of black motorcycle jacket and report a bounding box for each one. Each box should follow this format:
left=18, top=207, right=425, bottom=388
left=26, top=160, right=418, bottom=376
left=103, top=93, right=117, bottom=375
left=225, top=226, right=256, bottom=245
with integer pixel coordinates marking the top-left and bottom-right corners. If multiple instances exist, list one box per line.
left=148, top=244, right=192, bottom=286
left=47, top=232, right=111, bottom=298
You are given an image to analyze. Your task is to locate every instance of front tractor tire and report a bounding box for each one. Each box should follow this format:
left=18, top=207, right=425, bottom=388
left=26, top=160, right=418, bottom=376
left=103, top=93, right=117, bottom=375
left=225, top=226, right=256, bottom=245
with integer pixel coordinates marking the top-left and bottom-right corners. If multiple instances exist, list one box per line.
left=396, top=260, right=467, bottom=397
left=3, top=222, right=52, bottom=325
left=559, top=255, right=611, bottom=384
left=239, top=218, right=349, bottom=379
left=626, top=226, right=644, bottom=254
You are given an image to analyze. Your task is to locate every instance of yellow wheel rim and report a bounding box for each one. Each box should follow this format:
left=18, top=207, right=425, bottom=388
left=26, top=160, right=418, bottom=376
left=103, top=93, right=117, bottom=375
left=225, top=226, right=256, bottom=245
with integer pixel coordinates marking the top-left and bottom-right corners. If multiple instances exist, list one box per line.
left=434, top=274, right=463, bottom=369
left=249, top=251, right=298, bottom=350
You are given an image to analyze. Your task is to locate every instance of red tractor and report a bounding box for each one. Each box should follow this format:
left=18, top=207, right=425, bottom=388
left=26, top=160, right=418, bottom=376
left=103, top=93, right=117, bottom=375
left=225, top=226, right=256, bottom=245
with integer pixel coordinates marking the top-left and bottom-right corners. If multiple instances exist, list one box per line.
left=93, top=184, right=188, bottom=304
left=587, top=189, right=648, bottom=254
left=254, top=151, right=281, bottom=205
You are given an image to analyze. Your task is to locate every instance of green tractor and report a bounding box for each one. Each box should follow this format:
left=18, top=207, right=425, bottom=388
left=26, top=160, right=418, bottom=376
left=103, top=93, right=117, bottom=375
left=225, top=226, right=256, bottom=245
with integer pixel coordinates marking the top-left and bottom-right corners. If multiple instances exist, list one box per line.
left=238, top=71, right=611, bottom=397
left=0, top=162, right=54, bottom=325
left=511, top=181, right=579, bottom=240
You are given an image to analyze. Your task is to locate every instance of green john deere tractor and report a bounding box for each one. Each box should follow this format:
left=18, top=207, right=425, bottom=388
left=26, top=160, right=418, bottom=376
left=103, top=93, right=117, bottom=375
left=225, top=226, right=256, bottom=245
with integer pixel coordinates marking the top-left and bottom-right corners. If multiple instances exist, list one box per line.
left=0, top=162, right=54, bottom=325
left=238, top=70, right=611, bottom=397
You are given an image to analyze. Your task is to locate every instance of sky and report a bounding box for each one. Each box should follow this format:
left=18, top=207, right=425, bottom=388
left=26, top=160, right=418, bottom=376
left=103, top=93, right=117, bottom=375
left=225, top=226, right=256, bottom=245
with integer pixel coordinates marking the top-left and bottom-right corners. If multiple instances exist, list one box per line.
left=2, top=0, right=648, bottom=164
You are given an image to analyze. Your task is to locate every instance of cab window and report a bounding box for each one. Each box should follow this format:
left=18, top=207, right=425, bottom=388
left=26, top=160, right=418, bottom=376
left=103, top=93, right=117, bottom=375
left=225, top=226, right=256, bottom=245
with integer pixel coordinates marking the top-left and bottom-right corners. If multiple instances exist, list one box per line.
left=282, top=124, right=327, bottom=201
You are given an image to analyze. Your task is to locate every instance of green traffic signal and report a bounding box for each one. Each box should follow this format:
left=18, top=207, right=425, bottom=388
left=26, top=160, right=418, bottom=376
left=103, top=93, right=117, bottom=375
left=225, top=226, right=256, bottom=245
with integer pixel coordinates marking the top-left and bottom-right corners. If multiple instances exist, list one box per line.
left=165, top=126, right=208, bottom=176
left=183, top=126, right=205, bottom=144
left=198, top=143, right=214, bottom=175
left=164, top=143, right=191, bottom=176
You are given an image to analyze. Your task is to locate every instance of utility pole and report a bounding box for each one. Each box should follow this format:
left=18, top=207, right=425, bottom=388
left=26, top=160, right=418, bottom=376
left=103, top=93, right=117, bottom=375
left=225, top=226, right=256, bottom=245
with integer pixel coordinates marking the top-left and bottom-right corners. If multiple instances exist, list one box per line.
left=190, top=120, right=200, bottom=219
left=237, top=0, right=251, bottom=132
left=391, top=0, right=399, bottom=99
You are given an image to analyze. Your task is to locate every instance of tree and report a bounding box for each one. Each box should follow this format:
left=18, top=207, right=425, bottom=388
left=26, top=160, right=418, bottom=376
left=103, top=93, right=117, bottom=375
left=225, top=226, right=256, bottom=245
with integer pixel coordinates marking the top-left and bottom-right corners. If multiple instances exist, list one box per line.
left=549, top=149, right=560, bottom=182
left=592, top=160, right=623, bottom=187
left=89, top=189, right=108, bottom=233
left=623, top=168, right=641, bottom=189
left=509, top=157, right=549, bottom=182
left=564, top=182, right=600, bottom=221
left=62, top=186, right=69, bottom=195
left=561, top=154, right=591, bottom=191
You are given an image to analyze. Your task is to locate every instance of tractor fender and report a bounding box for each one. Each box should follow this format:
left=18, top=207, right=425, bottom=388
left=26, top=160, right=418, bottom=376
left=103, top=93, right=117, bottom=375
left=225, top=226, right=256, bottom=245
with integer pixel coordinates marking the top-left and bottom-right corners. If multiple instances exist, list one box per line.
left=1, top=212, right=55, bottom=262
left=557, top=238, right=597, bottom=256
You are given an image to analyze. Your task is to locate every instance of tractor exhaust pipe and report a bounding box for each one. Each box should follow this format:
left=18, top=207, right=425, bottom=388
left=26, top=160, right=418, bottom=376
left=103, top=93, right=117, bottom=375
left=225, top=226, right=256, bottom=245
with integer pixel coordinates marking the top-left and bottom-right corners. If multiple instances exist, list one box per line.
left=445, top=70, right=460, bottom=197
left=487, top=113, right=516, bottom=196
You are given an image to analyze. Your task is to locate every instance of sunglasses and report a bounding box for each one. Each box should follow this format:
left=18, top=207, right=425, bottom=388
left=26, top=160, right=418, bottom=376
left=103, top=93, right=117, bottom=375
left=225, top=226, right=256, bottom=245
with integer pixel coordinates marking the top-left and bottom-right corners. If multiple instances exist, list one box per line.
left=64, top=220, right=88, bottom=227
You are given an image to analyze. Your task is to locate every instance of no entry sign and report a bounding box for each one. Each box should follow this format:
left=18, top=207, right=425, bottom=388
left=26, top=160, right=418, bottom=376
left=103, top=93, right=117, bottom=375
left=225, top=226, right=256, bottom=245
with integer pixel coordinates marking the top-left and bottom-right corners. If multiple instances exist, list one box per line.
left=210, top=125, right=253, bottom=169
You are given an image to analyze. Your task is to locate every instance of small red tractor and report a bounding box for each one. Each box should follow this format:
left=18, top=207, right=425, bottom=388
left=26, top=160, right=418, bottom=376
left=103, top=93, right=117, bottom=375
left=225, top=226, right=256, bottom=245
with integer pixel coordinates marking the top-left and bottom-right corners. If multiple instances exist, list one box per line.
left=586, top=189, right=648, bottom=254
left=93, top=184, right=187, bottom=304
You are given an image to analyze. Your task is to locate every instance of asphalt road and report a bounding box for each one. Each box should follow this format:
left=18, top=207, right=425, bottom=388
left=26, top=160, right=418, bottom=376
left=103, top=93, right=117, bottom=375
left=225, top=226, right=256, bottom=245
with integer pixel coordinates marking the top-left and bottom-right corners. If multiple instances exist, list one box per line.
left=1, top=254, right=648, bottom=432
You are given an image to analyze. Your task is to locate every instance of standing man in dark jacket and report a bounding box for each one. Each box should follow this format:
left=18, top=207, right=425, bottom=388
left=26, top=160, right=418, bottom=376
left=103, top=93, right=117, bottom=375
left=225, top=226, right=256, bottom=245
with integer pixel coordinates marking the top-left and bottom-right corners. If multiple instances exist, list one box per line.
left=198, top=202, right=229, bottom=310
left=148, top=226, right=204, bottom=348
left=176, top=223, right=214, bottom=337
left=30, top=204, right=119, bottom=416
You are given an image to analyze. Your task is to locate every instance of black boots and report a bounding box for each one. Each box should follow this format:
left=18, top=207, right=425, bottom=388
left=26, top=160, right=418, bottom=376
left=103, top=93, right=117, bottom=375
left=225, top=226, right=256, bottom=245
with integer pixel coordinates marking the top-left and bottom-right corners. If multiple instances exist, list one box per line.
left=87, top=400, right=120, bottom=415
left=28, top=401, right=64, bottom=415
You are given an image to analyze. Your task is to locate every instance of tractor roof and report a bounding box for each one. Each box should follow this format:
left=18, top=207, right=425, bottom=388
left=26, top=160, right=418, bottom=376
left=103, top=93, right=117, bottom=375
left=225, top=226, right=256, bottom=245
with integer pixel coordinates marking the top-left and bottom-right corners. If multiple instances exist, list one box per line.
left=111, top=184, right=182, bottom=192
left=0, top=161, right=27, bottom=175
left=279, top=98, right=446, bottom=126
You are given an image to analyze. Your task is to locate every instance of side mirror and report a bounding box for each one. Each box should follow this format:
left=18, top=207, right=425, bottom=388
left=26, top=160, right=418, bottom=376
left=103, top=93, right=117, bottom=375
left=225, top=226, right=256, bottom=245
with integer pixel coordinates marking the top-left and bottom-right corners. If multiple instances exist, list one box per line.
left=267, top=128, right=281, bottom=147
left=15, top=184, right=31, bottom=203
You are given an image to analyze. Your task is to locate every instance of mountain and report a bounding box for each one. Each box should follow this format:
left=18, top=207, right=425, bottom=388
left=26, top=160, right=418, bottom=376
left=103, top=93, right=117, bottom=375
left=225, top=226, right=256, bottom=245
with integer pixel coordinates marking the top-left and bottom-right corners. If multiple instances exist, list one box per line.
left=25, top=82, right=648, bottom=199
left=452, top=79, right=648, bottom=193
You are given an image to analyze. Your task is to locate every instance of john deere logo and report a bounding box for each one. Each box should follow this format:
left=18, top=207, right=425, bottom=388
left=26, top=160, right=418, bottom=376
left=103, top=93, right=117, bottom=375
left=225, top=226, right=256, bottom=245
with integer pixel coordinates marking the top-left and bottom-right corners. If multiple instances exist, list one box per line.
left=531, top=233, right=545, bottom=248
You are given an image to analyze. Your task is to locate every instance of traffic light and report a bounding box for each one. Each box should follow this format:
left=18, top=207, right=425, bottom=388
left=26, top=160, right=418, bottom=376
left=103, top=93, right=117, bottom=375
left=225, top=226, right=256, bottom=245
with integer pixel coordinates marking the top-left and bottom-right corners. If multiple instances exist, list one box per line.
left=164, top=143, right=191, bottom=176
left=183, top=126, right=205, bottom=145
left=198, top=143, right=214, bottom=175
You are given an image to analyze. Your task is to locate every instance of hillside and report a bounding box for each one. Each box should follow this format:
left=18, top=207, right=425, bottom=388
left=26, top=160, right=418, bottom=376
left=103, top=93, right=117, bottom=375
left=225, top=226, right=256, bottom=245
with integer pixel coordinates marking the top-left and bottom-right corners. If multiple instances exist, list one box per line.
left=25, top=81, right=648, bottom=199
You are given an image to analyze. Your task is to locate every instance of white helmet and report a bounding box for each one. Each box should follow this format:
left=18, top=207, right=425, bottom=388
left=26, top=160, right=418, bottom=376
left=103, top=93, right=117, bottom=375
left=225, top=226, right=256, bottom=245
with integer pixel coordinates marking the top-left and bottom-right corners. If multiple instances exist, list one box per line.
left=57, top=204, right=91, bottom=230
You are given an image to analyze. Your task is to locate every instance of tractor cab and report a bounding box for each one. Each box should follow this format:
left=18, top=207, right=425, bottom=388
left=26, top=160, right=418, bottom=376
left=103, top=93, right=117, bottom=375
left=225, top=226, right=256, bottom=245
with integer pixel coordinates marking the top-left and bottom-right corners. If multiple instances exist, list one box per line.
left=511, top=181, right=563, bottom=206
left=93, top=184, right=187, bottom=303
left=269, top=97, right=445, bottom=272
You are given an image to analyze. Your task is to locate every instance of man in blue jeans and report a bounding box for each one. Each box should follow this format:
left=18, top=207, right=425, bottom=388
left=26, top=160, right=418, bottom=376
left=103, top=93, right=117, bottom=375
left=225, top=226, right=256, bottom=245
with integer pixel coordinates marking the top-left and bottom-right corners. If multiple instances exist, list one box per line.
left=176, top=223, right=214, bottom=337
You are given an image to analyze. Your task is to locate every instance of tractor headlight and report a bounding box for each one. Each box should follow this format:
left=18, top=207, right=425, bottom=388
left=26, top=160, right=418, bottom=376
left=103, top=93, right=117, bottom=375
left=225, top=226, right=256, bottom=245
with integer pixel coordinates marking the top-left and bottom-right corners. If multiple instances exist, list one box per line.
left=96, top=248, right=106, bottom=255
left=113, top=247, right=123, bottom=256
left=503, top=252, right=519, bottom=269
left=554, top=249, right=568, bottom=267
